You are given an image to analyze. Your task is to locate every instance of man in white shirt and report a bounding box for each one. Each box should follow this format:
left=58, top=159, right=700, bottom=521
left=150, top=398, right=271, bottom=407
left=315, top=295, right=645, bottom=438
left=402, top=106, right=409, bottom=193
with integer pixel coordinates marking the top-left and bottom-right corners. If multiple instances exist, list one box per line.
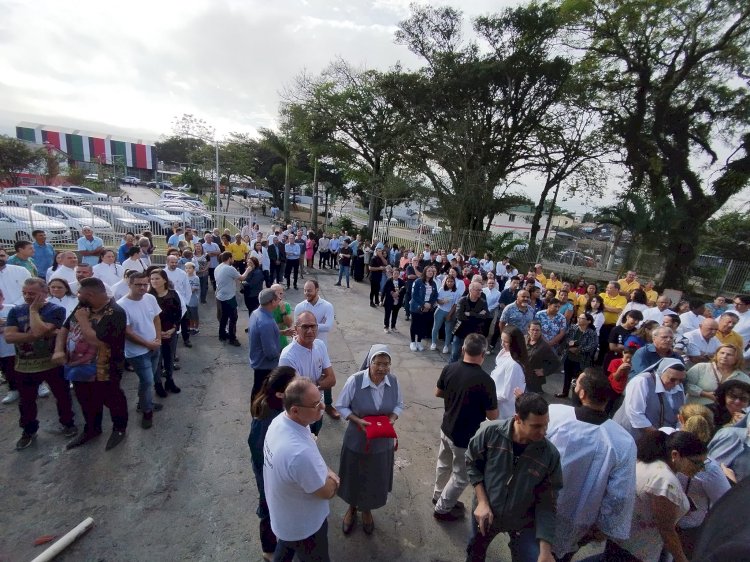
left=678, top=299, right=706, bottom=335
left=279, top=311, right=337, bottom=435
left=214, top=251, right=251, bottom=346
left=731, top=295, right=750, bottom=364
left=684, top=318, right=721, bottom=365
left=641, top=295, right=676, bottom=324
left=263, top=378, right=339, bottom=562
left=117, top=271, right=162, bottom=429
left=0, top=247, right=32, bottom=305
left=165, top=255, right=192, bottom=348
left=49, top=251, right=78, bottom=286
left=546, top=369, right=636, bottom=560
left=294, top=280, right=339, bottom=419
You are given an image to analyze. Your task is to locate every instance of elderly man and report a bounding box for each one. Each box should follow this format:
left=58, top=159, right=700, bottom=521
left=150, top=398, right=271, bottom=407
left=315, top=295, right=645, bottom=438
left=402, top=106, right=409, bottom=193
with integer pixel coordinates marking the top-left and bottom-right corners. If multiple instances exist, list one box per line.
left=450, top=281, right=490, bottom=363
left=248, top=288, right=285, bottom=399
left=165, top=254, right=192, bottom=348
left=613, top=357, right=686, bottom=439
left=76, top=226, right=105, bottom=267
left=294, top=280, right=339, bottom=419
left=641, top=295, right=676, bottom=324
left=0, top=246, right=32, bottom=305
left=117, top=232, right=136, bottom=264
left=279, top=311, right=337, bottom=436
left=716, top=311, right=744, bottom=351
left=498, top=289, right=534, bottom=335
left=684, top=318, right=721, bottom=365
left=49, top=251, right=78, bottom=285
left=630, top=326, right=682, bottom=376
left=263, top=378, right=340, bottom=562
left=547, top=369, right=636, bottom=561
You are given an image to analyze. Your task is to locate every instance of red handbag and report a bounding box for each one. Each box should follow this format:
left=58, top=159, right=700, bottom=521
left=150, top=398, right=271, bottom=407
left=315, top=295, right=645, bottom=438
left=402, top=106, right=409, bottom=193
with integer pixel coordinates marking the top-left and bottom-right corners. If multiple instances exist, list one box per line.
left=362, top=415, right=398, bottom=452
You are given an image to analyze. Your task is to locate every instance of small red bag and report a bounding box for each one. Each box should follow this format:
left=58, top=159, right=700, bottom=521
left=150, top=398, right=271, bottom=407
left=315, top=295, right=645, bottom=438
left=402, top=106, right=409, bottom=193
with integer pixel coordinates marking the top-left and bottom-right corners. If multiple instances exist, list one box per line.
left=362, top=415, right=398, bottom=452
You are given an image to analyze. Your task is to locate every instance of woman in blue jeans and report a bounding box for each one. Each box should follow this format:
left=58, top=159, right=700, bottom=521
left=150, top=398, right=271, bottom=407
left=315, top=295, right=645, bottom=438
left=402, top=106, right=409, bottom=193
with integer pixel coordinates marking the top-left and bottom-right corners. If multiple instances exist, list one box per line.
left=431, top=275, right=460, bottom=353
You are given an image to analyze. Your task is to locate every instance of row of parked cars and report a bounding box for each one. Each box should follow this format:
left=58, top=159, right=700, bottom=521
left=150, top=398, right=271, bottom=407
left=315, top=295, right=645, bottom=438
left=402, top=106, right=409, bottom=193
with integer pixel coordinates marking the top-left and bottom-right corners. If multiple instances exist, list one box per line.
left=0, top=190, right=214, bottom=246
left=0, top=186, right=110, bottom=206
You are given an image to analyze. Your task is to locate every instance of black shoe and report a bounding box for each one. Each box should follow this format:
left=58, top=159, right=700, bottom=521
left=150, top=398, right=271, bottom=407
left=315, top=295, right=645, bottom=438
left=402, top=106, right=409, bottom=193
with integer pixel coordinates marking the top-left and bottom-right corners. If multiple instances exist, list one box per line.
left=433, top=505, right=465, bottom=522
left=228, top=339, right=241, bottom=347
left=173, top=364, right=181, bottom=371
left=141, top=414, right=153, bottom=429
left=219, top=334, right=228, bottom=341
left=432, top=498, right=465, bottom=510
left=66, top=431, right=101, bottom=450
left=15, top=432, right=36, bottom=450
left=154, top=382, right=168, bottom=398
left=165, top=378, right=182, bottom=394
left=294, top=286, right=298, bottom=290
left=370, top=303, right=377, bottom=308
left=183, top=341, right=193, bottom=348
left=105, top=430, right=126, bottom=451
left=136, top=402, right=163, bottom=412
left=334, top=283, right=341, bottom=286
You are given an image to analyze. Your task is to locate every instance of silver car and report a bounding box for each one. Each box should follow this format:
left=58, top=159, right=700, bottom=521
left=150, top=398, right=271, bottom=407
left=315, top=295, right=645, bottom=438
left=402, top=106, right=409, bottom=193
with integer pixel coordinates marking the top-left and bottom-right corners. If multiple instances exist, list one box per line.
left=1, top=187, right=64, bottom=205
left=0, top=207, right=71, bottom=244
left=86, top=204, right=149, bottom=235
left=32, top=204, right=113, bottom=239
left=121, top=204, right=184, bottom=235
left=58, top=185, right=109, bottom=202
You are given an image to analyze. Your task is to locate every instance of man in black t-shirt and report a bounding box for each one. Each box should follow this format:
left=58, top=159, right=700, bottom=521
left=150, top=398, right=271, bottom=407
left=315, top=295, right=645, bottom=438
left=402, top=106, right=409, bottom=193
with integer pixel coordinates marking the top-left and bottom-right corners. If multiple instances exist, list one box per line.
left=334, top=239, right=353, bottom=288
left=432, top=333, right=498, bottom=521
left=53, top=278, right=130, bottom=451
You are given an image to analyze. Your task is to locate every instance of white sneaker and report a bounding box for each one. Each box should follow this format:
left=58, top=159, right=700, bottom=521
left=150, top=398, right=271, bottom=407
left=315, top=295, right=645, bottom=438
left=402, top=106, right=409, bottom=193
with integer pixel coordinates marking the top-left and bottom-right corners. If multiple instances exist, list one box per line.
left=442, top=346, right=450, bottom=354
left=416, top=342, right=425, bottom=351
left=430, top=343, right=437, bottom=351
left=38, top=382, right=51, bottom=398
left=2, top=390, right=19, bottom=404
left=384, top=327, right=390, bottom=334
left=410, top=342, right=417, bottom=352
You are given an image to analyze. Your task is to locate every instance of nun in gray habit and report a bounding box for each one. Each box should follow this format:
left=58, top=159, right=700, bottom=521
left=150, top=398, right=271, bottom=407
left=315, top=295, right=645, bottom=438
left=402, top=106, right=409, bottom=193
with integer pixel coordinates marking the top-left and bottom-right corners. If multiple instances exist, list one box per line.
left=335, top=344, right=404, bottom=535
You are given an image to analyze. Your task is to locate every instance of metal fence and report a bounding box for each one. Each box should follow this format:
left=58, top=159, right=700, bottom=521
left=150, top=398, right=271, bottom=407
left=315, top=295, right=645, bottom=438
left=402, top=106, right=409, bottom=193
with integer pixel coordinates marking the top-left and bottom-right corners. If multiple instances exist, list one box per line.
left=372, top=219, right=492, bottom=254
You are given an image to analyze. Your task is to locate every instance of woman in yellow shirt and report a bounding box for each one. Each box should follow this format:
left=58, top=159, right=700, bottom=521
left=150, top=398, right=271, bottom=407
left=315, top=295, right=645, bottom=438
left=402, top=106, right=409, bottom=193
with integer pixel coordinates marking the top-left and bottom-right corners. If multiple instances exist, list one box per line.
left=545, top=272, right=563, bottom=292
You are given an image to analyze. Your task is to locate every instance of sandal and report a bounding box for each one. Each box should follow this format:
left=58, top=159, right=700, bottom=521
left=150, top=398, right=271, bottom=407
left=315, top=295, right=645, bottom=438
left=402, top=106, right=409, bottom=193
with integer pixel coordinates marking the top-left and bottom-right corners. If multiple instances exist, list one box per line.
left=362, top=511, right=374, bottom=535
left=342, top=507, right=357, bottom=535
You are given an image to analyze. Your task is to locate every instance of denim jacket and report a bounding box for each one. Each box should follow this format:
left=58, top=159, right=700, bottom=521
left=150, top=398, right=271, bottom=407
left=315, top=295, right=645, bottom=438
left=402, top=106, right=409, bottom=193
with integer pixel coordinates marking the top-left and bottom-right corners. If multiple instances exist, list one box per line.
left=409, top=278, right=438, bottom=313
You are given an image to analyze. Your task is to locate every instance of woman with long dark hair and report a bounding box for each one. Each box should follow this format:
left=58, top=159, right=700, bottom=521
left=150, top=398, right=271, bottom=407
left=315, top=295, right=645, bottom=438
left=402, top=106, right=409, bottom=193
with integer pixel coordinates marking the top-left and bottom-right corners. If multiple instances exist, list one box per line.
left=242, top=257, right=265, bottom=319
left=368, top=248, right=387, bottom=307
left=149, top=269, right=182, bottom=397
left=490, top=326, right=528, bottom=418
left=557, top=313, right=598, bottom=398
left=247, top=366, right=297, bottom=561
left=408, top=266, right=438, bottom=351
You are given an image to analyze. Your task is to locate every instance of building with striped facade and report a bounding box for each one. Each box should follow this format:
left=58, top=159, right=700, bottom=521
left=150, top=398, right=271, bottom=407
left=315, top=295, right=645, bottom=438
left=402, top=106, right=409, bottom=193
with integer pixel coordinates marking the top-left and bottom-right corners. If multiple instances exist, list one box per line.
left=16, top=123, right=157, bottom=173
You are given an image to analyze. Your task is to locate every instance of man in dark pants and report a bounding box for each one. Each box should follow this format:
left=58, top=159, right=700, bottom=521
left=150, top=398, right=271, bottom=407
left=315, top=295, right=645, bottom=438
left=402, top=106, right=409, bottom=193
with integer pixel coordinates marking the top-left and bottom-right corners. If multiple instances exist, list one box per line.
left=248, top=288, right=283, bottom=399
left=215, top=252, right=251, bottom=347
left=5, top=278, right=77, bottom=450
left=284, top=234, right=301, bottom=290
left=56, top=277, right=130, bottom=451
left=268, top=236, right=286, bottom=285
left=465, top=393, right=561, bottom=562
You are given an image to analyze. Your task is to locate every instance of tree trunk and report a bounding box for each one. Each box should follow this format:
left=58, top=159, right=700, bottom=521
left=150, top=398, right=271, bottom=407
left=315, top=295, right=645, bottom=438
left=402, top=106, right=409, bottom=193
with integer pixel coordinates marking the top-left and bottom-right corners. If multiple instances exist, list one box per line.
left=312, top=159, right=319, bottom=230
left=661, top=218, right=701, bottom=291
left=542, top=183, right=561, bottom=243
left=283, top=158, right=290, bottom=224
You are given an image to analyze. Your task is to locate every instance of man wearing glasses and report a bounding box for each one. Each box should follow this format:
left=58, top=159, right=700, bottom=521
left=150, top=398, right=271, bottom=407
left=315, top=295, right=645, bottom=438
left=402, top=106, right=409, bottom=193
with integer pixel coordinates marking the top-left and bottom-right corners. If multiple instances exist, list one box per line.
left=279, top=311, right=337, bottom=436
left=613, top=357, right=687, bottom=440
left=630, top=326, right=682, bottom=377
left=263, top=377, right=339, bottom=562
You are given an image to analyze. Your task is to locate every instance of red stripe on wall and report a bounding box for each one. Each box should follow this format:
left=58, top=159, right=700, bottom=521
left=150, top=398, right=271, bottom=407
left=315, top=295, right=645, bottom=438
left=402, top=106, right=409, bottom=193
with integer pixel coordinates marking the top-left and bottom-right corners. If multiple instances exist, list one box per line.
left=45, top=131, right=61, bottom=149
left=134, top=144, right=147, bottom=169
left=92, top=138, right=107, bottom=160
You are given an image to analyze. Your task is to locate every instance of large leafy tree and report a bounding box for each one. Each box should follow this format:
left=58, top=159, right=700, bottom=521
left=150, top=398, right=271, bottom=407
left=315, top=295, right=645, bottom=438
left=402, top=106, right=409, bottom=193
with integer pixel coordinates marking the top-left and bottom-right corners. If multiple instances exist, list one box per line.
left=701, top=210, right=750, bottom=262
left=388, top=3, right=573, bottom=233
left=563, top=0, right=750, bottom=287
left=0, top=136, right=45, bottom=186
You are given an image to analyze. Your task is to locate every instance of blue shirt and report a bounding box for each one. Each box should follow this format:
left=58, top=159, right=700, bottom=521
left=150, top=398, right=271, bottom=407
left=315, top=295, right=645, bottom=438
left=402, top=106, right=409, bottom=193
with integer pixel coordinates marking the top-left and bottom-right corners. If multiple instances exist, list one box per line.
left=629, top=344, right=683, bottom=380
left=77, top=236, right=104, bottom=267
left=329, top=238, right=340, bottom=252
left=32, top=241, right=55, bottom=277
left=284, top=242, right=301, bottom=260
left=117, top=243, right=133, bottom=265
left=248, top=307, right=281, bottom=369
left=535, top=310, right=567, bottom=343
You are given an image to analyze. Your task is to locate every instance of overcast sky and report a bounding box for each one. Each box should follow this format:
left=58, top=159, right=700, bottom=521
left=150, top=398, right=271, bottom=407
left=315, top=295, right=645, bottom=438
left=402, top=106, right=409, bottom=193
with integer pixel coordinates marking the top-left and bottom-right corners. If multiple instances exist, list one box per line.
left=1, top=0, right=746, bottom=214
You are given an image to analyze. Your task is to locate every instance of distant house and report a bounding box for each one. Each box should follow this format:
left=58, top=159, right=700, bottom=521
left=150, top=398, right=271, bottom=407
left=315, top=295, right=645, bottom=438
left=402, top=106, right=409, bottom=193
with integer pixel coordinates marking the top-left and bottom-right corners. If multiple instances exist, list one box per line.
left=488, top=205, right=578, bottom=240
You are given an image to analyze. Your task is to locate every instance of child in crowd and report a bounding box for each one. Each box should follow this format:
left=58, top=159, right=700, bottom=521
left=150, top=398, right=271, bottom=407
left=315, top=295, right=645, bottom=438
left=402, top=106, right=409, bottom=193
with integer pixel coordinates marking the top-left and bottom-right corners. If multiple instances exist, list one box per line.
left=184, top=262, right=200, bottom=334
left=606, top=346, right=634, bottom=416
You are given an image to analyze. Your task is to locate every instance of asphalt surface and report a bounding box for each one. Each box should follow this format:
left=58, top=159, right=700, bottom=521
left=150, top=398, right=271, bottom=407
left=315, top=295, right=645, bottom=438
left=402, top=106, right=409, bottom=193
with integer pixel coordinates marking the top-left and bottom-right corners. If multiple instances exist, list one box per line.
left=0, top=207, right=600, bottom=562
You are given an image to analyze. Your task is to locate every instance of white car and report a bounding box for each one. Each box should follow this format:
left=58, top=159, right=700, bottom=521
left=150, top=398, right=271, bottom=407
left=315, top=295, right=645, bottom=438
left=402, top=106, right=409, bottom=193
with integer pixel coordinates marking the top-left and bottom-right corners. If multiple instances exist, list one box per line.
left=160, top=200, right=213, bottom=231
left=121, top=204, right=184, bottom=234
left=121, top=176, right=141, bottom=185
left=29, top=185, right=85, bottom=205
left=1, top=187, right=65, bottom=205
left=32, top=204, right=113, bottom=239
left=58, top=185, right=109, bottom=202
left=0, top=207, right=71, bottom=245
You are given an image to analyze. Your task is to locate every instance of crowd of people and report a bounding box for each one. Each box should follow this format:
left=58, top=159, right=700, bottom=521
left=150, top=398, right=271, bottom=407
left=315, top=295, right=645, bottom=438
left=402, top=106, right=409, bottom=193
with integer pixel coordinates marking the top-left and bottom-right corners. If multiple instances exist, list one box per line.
left=1, top=219, right=750, bottom=562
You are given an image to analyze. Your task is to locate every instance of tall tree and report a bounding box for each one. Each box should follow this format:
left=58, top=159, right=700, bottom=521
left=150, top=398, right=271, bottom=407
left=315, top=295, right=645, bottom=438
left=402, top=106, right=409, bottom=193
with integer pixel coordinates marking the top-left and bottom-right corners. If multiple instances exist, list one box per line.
left=563, top=0, right=750, bottom=287
left=259, top=126, right=296, bottom=222
left=389, top=3, right=573, bottom=233
left=0, top=136, right=45, bottom=186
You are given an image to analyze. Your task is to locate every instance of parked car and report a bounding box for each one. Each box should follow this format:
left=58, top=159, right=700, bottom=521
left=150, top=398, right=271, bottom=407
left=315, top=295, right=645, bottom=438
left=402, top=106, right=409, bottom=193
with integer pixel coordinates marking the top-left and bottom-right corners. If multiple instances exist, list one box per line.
left=160, top=201, right=213, bottom=231
left=0, top=187, right=65, bottom=205
left=557, top=250, right=596, bottom=267
left=84, top=173, right=102, bottom=181
left=0, top=207, right=71, bottom=245
left=32, top=204, right=113, bottom=239
left=58, top=185, right=109, bottom=202
left=160, top=191, right=206, bottom=209
left=121, top=204, right=183, bottom=234
left=175, top=184, right=191, bottom=192
left=29, top=185, right=85, bottom=205
left=145, top=181, right=174, bottom=189
left=121, top=176, right=141, bottom=185
left=84, top=204, right=149, bottom=235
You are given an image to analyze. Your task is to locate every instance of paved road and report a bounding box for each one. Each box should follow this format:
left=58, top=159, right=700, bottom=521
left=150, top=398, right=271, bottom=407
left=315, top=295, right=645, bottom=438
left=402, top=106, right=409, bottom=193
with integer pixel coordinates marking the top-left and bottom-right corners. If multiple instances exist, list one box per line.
left=0, top=213, right=598, bottom=561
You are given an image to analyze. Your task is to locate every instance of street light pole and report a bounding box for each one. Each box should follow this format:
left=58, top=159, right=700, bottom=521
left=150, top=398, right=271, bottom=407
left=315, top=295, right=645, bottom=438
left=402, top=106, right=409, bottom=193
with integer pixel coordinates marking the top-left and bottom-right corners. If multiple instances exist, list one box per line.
left=215, top=139, right=220, bottom=209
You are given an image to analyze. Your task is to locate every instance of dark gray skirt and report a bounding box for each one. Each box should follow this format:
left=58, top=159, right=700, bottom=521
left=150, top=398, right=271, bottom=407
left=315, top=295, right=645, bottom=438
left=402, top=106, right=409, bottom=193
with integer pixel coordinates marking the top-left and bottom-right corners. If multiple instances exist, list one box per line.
left=337, top=443, right=395, bottom=510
